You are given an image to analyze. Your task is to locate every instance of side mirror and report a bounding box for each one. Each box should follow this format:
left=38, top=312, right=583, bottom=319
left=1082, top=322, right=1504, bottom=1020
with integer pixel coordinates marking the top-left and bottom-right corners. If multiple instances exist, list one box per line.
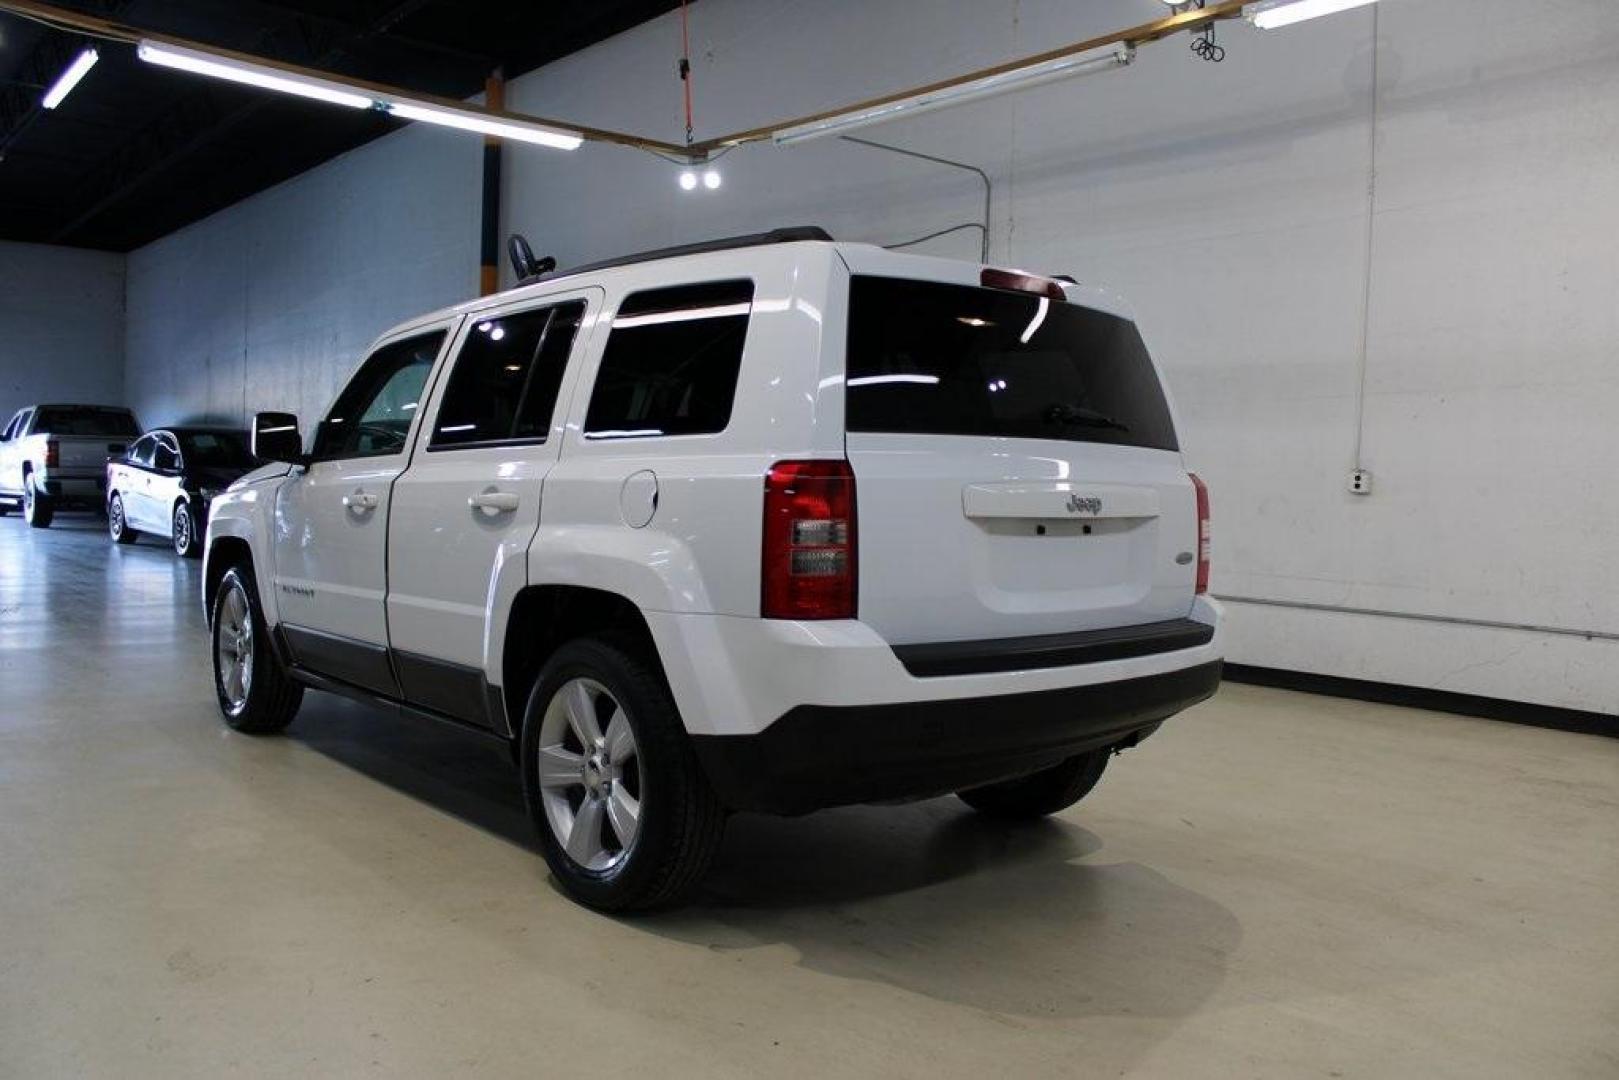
left=252, top=411, right=305, bottom=464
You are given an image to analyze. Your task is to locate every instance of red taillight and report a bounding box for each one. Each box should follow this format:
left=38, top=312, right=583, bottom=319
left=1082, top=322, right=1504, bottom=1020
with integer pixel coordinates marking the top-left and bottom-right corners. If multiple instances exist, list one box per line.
left=980, top=266, right=1067, bottom=300
left=1190, top=473, right=1211, bottom=594
left=44, top=440, right=59, bottom=469
left=762, top=460, right=857, bottom=620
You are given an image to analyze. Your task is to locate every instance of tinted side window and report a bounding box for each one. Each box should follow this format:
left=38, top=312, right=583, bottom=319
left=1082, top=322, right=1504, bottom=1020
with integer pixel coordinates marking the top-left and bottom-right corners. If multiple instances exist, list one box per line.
left=584, top=280, right=752, bottom=440
left=431, top=301, right=586, bottom=449
left=129, top=435, right=155, bottom=467
left=313, top=331, right=445, bottom=459
left=153, top=436, right=179, bottom=472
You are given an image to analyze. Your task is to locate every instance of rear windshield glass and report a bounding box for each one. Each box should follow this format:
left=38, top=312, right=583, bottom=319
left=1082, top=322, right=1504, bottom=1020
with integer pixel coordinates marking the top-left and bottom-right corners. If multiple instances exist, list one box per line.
left=846, top=277, right=1178, bottom=451
left=179, top=431, right=253, bottom=467
left=33, top=406, right=139, bottom=438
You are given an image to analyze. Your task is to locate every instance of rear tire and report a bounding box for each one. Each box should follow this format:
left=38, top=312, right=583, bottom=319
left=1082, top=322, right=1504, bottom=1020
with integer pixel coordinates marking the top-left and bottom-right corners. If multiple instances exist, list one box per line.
left=23, top=474, right=52, bottom=528
left=520, top=638, right=725, bottom=912
left=108, top=494, right=137, bottom=544
left=172, top=502, right=200, bottom=558
left=211, top=565, right=303, bottom=735
left=958, top=749, right=1110, bottom=819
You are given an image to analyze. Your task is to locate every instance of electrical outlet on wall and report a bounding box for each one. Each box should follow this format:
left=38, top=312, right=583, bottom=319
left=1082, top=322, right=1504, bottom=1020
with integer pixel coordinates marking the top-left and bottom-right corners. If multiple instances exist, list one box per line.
left=1348, top=468, right=1372, bottom=495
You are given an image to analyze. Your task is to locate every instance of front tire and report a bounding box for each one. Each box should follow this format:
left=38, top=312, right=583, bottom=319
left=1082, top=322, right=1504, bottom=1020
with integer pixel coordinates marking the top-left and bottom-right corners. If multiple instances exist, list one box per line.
left=172, top=501, right=201, bottom=558
left=108, top=494, right=137, bottom=544
left=520, top=638, right=724, bottom=912
left=23, top=474, right=52, bottom=528
left=211, top=565, right=303, bottom=734
left=957, top=749, right=1110, bottom=819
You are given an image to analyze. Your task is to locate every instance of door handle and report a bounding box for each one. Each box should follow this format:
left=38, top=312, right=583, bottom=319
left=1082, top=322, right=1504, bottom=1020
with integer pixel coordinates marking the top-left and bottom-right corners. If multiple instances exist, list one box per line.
left=342, top=489, right=379, bottom=512
left=468, top=489, right=520, bottom=514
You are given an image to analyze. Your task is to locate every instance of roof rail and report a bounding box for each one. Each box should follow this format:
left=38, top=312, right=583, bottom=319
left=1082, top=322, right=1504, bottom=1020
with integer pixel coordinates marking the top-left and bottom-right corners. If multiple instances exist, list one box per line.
left=515, top=226, right=834, bottom=286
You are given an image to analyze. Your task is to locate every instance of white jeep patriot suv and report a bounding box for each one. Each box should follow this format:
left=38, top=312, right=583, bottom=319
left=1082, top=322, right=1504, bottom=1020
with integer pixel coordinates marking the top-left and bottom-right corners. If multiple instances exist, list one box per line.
left=204, top=227, right=1222, bottom=911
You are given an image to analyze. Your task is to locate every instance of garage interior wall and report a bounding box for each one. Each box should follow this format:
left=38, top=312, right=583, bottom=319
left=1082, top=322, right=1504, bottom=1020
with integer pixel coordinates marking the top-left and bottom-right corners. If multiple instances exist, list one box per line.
left=0, top=240, right=125, bottom=423
left=118, top=0, right=1618, bottom=714
left=123, top=124, right=481, bottom=428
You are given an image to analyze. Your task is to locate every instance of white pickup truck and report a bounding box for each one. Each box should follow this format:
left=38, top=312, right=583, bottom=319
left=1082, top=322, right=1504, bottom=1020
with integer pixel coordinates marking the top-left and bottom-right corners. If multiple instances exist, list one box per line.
left=203, top=229, right=1223, bottom=911
left=0, top=404, right=140, bottom=527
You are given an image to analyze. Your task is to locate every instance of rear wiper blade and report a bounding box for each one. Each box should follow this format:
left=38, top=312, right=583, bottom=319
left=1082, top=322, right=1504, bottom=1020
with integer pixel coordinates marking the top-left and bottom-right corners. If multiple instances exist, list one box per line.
left=1043, top=403, right=1130, bottom=432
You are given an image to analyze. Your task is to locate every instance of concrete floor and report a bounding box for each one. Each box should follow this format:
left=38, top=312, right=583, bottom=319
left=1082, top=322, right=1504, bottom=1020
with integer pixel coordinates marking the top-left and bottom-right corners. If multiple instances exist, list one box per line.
left=1, top=517, right=1616, bottom=1080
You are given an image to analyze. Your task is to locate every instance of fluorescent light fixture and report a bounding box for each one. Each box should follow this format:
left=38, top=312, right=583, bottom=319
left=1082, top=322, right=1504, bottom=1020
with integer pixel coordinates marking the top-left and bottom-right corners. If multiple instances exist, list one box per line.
left=1245, top=0, right=1378, bottom=30
left=42, top=48, right=98, bottom=110
left=137, top=39, right=584, bottom=150
left=773, top=43, right=1135, bottom=145
left=138, top=41, right=373, bottom=109
left=385, top=101, right=582, bottom=150
left=847, top=374, right=941, bottom=388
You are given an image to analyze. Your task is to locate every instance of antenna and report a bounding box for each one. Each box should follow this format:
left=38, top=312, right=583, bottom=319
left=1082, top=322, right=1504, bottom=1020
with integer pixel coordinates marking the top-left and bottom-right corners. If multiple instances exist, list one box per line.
left=507, top=234, right=556, bottom=283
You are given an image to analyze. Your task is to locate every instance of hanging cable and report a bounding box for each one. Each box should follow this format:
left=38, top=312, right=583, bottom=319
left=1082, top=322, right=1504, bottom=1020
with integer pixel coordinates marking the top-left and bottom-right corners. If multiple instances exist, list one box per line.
left=677, top=0, right=694, bottom=146
left=1188, top=0, right=1225, bottom=62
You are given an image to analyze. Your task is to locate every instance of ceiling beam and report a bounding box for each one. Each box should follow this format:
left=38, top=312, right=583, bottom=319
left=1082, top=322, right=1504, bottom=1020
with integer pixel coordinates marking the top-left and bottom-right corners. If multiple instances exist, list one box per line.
left=694, top=1, right=1251, bottom=152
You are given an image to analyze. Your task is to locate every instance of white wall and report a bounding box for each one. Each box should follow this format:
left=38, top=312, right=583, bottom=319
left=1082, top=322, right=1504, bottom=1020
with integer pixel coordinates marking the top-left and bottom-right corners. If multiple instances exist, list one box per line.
left=124, top=124, right=480, bottom=428
left=494, top=0, right=1619, bottom=714
left=121, top=0, right=1619, bottom=713
left=0, top=240, right=125, bottom=423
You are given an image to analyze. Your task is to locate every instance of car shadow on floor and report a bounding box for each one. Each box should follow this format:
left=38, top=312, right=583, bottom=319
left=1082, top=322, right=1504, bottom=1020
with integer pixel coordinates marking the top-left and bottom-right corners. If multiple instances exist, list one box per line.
left=290, top=691, right=1242, bottom=1023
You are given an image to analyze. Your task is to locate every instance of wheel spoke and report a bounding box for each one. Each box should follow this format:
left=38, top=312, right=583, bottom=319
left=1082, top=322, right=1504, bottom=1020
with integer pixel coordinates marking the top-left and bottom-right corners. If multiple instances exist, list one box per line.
left=604, top=710, right=635, bottom=764
left=566, top=796, right=606, bottom=865
left=537, top=746, right=583, bottom=789
left=564, top=681, right=601, bottom=746
left=606, top=785, right=639, bottom=847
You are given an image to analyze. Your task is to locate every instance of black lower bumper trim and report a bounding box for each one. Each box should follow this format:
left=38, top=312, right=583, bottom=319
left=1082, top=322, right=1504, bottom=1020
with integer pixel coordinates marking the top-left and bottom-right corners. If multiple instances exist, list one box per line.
left=692, top=660, right=1221, bottom=815
left=894, top=618, right=1215, bottom=677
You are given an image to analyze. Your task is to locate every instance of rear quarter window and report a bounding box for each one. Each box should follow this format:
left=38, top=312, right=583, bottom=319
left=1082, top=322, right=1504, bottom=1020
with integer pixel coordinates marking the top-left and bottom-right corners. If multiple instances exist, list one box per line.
left=584, top=280, right=753, bottom=439
left=846, top=276, right=1178, bottom=451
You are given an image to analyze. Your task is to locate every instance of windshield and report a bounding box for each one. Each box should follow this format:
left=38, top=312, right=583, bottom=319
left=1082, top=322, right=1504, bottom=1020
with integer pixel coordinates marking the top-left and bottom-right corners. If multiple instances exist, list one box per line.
left=845, top=277, right=1178, bottom=451
left=178, top=431, right=253, bottom=467
left=32, top=406, right=139, bottom=438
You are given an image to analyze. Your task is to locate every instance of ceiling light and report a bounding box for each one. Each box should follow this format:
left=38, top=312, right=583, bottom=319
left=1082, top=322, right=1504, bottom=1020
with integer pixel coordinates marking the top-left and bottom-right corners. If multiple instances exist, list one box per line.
left=773, top=43, right=1134, bottom=145
left=385, top=101, right=582, bottom=150
left=678, top=170, right=698, bottom=190
left=137, top=41, right=373, bottom=109
left=1244, top=0, right=1378, bottom=30
left=702, top=168, right=722, bottom=190
left=137, top=39, right=583, bottom=150
left=41, top=47, right=98, bottom=110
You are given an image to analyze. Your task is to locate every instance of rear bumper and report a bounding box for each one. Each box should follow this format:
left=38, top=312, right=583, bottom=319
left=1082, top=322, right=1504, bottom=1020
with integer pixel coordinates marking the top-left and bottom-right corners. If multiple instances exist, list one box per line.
left=38, top=473, right=106, bottom=508
left=646, top=596, right=1224, bottom=814
left=692, top=661, right=1221, bottom=814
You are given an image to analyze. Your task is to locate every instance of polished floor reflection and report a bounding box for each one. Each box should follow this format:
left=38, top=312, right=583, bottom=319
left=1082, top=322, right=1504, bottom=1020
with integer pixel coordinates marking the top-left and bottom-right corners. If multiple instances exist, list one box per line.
left=2, top=516, right=1616, bottom=1078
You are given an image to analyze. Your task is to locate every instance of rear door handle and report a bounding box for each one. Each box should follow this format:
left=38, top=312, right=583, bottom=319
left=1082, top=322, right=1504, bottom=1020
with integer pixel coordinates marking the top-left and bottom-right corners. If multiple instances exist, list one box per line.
left=468, top=489, right=520, bottom=514
left=342, top=489, right=379, bottom=512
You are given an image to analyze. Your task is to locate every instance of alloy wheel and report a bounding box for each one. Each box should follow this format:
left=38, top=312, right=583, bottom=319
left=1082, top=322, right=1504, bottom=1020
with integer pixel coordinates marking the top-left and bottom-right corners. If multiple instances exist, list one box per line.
left=215, top=581, right=254, bottom=714
left=536, top=677, right=643, bottom=872
left=174, top=505, right=192, bottom=555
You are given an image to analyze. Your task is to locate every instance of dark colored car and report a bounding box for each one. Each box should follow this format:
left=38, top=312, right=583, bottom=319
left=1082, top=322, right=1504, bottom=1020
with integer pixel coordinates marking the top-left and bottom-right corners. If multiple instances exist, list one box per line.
left=105, top=427, right=257, bottom=557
